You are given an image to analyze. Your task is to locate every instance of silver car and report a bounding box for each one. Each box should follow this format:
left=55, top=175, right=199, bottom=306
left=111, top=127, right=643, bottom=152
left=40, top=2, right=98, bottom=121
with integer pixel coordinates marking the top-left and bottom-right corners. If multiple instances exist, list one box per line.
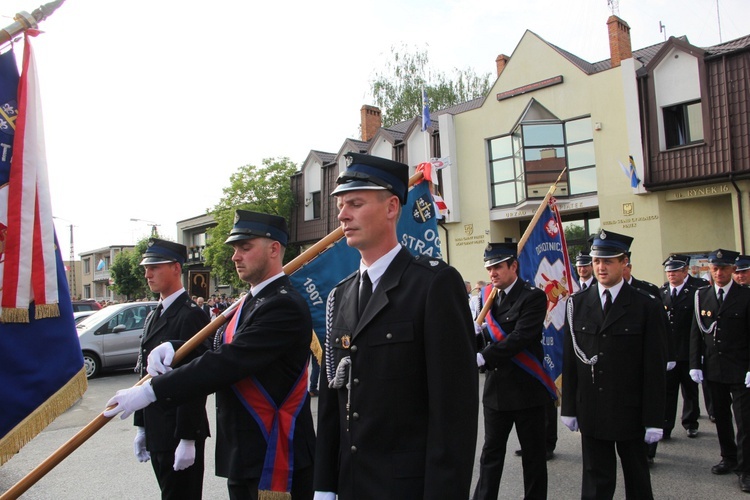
left=76, top=301, right=157, bottom=378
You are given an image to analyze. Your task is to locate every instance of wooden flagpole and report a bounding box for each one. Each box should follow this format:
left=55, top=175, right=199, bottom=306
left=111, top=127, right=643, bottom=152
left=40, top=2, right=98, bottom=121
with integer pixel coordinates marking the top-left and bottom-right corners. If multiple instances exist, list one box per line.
left=0, top=0, right=66, bottom=48
left=0, top=170, right=426, bottom=499
left=475, top=168, right=568, bottom=325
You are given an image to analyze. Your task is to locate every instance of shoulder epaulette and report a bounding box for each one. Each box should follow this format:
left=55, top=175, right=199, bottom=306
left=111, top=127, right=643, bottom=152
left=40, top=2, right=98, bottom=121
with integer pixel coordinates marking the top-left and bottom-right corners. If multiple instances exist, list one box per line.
left=413, top=254, right=447, bottom=271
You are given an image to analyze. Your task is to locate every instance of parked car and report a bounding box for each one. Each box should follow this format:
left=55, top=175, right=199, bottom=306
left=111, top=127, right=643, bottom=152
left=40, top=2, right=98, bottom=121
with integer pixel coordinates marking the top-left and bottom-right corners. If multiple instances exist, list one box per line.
left=73, top=310, right=96, bottom=324
left=72, top=300, right=102, bottom=312
left=76, top=301, right=157, bottom=378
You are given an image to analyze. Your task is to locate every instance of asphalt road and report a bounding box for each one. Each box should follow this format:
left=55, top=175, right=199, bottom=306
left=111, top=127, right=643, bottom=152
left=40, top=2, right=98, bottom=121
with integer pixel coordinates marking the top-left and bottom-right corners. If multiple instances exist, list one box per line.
left=0, top=370, right=746, bottom=499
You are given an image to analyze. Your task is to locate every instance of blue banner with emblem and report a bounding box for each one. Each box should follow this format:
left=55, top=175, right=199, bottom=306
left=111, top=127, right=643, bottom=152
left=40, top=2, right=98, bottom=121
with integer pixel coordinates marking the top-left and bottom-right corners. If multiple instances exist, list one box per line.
left=289, top=181, right=441, bottom=341
left=516, top=200, right=577, bottom=389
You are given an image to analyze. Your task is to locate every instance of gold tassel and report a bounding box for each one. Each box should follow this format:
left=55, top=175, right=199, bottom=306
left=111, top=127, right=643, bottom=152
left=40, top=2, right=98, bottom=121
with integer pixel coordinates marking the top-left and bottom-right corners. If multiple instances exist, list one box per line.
left=258, top=491, right=292, bottom=500
left=0, top=367, right=87, bottom=465
left=310, top=330, right=323, bottom=365
left=1, top=307, right=30, bottom=323
left=35, top=303, right=61, bottom=319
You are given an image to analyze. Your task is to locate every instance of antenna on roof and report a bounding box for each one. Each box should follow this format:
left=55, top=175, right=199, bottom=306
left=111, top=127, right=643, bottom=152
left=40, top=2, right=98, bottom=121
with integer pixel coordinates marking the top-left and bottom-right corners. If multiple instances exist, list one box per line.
left=659, top=21, right=667, bottom=41
left=607, top=0, right=619, bottom=16
left=716, top=0, right=723, bottom=43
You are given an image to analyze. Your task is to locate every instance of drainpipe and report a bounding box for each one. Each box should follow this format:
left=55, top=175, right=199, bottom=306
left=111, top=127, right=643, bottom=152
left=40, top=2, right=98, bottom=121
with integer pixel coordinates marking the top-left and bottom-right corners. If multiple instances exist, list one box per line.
left=438, top=221, right=450, bottom=264
left=731, top=176, right=746, bottom=253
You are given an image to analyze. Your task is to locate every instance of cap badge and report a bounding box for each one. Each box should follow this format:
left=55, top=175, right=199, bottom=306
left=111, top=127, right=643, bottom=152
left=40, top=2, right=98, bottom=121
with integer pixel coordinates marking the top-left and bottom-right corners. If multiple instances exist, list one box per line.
left=147, top=240, right=155, bottom=248
left=485, top=243, right=492, bottom=252
left=600, top=230, right=607, bottom=240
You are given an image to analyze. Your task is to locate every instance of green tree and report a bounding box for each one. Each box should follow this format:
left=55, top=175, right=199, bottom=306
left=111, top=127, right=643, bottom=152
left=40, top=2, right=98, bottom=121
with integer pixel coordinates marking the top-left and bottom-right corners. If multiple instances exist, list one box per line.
left=370, top=44, right=492, bottom=128
left=204, top=157, right=298, bottom=290
left=109, top=237, right=153, bottom=300
left=564, top=223, right=588, bottom=266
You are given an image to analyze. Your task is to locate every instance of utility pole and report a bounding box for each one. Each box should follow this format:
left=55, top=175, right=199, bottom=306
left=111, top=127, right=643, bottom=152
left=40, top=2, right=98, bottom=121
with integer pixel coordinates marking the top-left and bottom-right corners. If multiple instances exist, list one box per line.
left=130, top=218, right=161, bottom=239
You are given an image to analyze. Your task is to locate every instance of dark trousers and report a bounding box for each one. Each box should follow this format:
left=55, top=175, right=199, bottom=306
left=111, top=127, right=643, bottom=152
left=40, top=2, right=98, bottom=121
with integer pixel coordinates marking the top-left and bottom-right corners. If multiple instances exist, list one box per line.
left=473, top=404, right=547, bottom=500
left=150, top=440, right=206, bottom=500
left=309, top=355, right=320, bottom=393
left=227, top=466, right=313, bottom=500
left=546, top=399, right=558, bottom=452
left=581, top=434, right=652, bottom=500
left=708, top=380, right=750, bottom=472
left=703, top=379, right=714, bottom=417
left=664, top=361, right=700, bottom=432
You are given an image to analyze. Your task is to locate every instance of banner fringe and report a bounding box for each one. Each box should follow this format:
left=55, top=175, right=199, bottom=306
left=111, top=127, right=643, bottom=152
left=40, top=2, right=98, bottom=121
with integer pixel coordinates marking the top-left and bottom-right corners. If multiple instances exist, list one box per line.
left=0, top=367, right=87, bottom=465
left=35, top=303, right=60, bottom=319
left=258, top=491, right=292, bottom=500
left=1, top=308, right=30, bottom=323
left=310, top=331, right=323, bottom=365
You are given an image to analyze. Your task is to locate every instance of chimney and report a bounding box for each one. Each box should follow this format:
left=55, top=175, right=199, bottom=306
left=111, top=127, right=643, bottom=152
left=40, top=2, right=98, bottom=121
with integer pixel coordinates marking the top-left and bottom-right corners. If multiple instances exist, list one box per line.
left=607, top=15, right=632, bottom=68
left=495, top=54, right=509, bottom=77
left=360, top=105, right=382, bottom=142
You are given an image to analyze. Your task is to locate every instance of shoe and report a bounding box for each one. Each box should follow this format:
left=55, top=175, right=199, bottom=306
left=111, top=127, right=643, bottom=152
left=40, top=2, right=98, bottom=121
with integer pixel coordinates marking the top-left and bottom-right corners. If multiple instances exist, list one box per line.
left=710, top=415, right=717, bottom=423
left=687, top=428, right=698, bottom=438
left=662, top=432, right=671, bottom=440
left=712, top=460, right=738, bottom=475
left=546, top=450, right=554, bottom=461
left=647, top=457, right=654, bottom=466
left=740, top=473, right=750, bottom=493
left=514, top=449, right=522, bottom=456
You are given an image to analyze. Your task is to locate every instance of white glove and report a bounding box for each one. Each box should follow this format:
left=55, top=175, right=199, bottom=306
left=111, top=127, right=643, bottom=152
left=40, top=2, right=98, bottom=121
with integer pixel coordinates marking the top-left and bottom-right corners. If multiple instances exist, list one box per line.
left=473, top=322, right=483, bottom=335
left=476, top=353, right=486, bottom=368
left=103, top=381, right=157, bottom=419
left=745, top=372, right=750, bottom=388
left=666, top=361, right=676, bottom=371
left=133, top=426, right=150, bottom=462
left=147, top=342, right=175, bottom=377
left=173, top=439, right=196, bottom=471
left=689, top=369, right=703, bottom=384
left=561, top=416, right=578, bottom=432
left=313, top=493, right=336, bottom=500
left=644, top=427, right=663, bottom=444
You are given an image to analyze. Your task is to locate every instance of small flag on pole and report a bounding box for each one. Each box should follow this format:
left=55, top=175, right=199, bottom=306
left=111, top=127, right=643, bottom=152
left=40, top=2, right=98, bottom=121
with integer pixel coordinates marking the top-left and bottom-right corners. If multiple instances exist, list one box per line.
left=96, top=258, right=105, bottom=271
left=421, top=88, right=431, bottom=132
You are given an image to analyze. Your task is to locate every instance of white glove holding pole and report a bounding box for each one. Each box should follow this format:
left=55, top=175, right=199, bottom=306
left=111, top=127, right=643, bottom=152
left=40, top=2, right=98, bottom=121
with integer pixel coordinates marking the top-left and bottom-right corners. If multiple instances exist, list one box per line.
left=313, top=493, right=336, bottom=500
left=147, top=342, right=175, bottom=377
left=103, top=381, right=157, bottom=419
left=644, top=427, right=663, bottom=444
left=133, top=426, right=150, bottom=462
left=745, top=372, right=750, bottom=388
left=173, top=439, right=196, bottom=471
left=561, top=416, right=578, bottom=432
left=666, top=361, right=676, bottom=371
left=689, top=369, right=703, bottom=384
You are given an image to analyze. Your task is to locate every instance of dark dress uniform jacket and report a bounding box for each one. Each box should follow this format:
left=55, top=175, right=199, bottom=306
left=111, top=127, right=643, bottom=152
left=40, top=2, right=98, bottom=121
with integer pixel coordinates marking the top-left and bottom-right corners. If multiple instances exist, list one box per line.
left=562, top=283, right=667, bottom=441
left=151, top=276, right=316, bottom=480
left=479, top=280, right=550, bottom=410
left=690, top=283, right=750, bottom=383
left=134, top=292, right=210, bottom=451
left=314, top=247, right=479, bottom=500
left=660, top=282, right=698, bottom=362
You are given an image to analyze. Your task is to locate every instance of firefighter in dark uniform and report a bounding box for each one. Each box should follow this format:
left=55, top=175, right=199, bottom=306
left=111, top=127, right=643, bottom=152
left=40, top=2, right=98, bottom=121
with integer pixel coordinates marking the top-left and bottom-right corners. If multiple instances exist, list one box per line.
left=474, top=242, right=550, bottom=500
left=134, top=239, right=210, bottom=500
left=314, top=154, right=478, bottom=500
left=734, top=255, right=750, bottom=286
left=690, top=249, right=750, bottom=493
left=562, top=230, right=667, bottom=500
left=576, top=251, right=596, bottom=290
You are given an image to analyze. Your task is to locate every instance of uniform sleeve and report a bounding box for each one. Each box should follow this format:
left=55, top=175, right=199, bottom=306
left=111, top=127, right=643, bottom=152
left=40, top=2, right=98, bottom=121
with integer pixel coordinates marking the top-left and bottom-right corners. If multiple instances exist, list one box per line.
left=561, top=299, right=578, bottom=417
left=689, top=292, right=704, bottom=370
left=422, top=266, right=479, bottom=498
left=173, top=305, right=211, bottom=440
left=641, top=298, right=668, bottom=428
left=480, top=288, right=547, bottom=368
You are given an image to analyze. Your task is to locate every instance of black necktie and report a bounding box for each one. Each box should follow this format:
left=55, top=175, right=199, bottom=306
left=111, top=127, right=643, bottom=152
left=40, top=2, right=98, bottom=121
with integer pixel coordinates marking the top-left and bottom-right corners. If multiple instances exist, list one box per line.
left=497, top=290, right=506, bottom=306
left=581, top=282, right=587, bottom=290
left=603, top=289, right=612, bottom=317
left=239, top=293, right=253, bottom=323
left=717, top=288, right=724, bottom=307
left=358, top=271, right=372, bottom=318
left=147, top=303, right=163, bottom=334
left=671, top=287, right=678, bottom=302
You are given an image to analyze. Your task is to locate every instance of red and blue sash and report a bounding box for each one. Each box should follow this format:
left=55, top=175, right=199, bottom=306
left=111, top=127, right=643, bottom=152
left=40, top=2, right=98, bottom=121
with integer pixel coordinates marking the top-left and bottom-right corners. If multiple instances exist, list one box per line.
left=223, top=296, right=309, bottom=498
left=482, top=286, right=558, bottom=400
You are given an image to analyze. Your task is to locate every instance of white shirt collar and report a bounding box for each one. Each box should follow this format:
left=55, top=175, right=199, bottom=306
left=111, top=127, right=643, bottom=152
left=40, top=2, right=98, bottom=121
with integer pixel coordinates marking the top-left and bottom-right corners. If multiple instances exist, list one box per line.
left=599, top=279, right=625, bottom=303
left=251, top=272, right=286, bottom=297
left=359, top=244, right=401, bottom=291
left=715, top=281, right=733, bottom=297
left=160, top=288, right=186, bottom=313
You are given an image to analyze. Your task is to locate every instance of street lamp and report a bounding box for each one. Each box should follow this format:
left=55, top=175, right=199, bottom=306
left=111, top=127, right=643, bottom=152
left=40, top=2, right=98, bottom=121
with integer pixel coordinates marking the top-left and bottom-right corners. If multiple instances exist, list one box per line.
left=130, top=218, right=160, bottom=238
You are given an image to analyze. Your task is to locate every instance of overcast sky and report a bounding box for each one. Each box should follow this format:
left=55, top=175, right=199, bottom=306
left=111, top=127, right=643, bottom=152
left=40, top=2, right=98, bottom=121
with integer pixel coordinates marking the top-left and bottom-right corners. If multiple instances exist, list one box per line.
left=2, top=0, right=748, bottom=256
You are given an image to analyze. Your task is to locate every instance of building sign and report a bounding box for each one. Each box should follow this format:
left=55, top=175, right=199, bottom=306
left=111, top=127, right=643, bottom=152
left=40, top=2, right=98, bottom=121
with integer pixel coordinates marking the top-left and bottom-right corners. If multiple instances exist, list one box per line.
left=666, top=183, right=731, bottom=201
left=496, top=75, right=564, bottom=101
left=622, top=202, right=634, bottom=216
left=601, top=214, right=659, bottom=229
